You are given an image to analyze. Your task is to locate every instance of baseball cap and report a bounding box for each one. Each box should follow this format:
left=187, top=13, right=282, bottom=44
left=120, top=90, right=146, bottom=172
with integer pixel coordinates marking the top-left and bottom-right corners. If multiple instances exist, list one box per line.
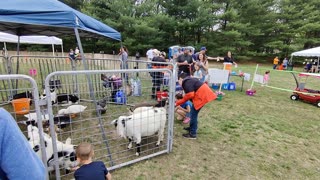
left=201, top=47, right=206, bottom=51
left=153, top=49, right=160, bottom=56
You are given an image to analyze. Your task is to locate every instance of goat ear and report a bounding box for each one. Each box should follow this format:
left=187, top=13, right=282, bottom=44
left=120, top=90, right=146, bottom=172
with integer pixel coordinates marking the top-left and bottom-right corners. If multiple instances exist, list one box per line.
left=110, top=119, right=118, bottom=125
left=65, top=137, right=72, bottom=145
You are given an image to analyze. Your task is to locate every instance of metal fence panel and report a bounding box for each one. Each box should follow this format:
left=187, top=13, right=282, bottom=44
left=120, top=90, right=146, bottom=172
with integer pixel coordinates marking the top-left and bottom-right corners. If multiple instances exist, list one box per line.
left=0, top=74, right=49, bottom=177
left=44, top=69, right=175, bottom=180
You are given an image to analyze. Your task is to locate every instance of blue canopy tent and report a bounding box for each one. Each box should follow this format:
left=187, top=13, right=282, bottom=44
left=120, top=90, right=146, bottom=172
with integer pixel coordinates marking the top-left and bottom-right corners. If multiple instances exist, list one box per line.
left=0, top=0, right=121, bottom=40
left=0, top=0, right=121, bottom=69
left=0, top=0, right=120, bottom=176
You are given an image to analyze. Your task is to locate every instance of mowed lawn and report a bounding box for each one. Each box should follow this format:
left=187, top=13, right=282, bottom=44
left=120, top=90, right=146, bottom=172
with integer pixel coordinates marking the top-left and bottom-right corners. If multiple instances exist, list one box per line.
left=111, top=63, right=320, bottom=179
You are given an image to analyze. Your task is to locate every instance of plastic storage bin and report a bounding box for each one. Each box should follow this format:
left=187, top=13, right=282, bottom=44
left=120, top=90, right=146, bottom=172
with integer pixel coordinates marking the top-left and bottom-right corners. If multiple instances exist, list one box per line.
left=115, top=90, right=126, bottom=104
left=228, top=82, right=236, bottom=91
left=12, top=98, right=31, bottom=115
left=211, top=84, right=220, bottom=90
left=222, top=83, right=229, bottom=90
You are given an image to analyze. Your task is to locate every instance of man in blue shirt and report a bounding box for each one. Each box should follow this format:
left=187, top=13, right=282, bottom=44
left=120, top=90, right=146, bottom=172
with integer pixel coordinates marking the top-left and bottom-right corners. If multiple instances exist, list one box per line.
left=0, top=108, right=46, bottom=180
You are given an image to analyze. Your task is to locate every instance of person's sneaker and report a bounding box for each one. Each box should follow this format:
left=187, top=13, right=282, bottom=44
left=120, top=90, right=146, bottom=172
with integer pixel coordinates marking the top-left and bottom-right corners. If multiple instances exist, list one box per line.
left=182, top=133, right=196, bottom=139
left=183, top=127, right=190, bottom=131
left=183, top=117, right=190, bottom=124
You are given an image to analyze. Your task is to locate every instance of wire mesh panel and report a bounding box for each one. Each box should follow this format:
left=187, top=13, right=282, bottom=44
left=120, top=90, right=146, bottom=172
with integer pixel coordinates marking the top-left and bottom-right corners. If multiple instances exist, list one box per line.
left=0, top=74, right=49, bottom=176
left=7, top=56, right=77, bottom=99
left=44, top=69, right=175, bottom=180
left=0, top=56, right=13, bottom=103
left=4, top=56, right=123, bottom=104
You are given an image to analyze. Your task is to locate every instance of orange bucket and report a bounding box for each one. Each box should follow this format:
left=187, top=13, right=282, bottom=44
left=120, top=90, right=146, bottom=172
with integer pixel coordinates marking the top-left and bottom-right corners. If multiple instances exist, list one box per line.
left=11, top=98, right=31, bottom=115
left=223, top=62, right=232, bottom=72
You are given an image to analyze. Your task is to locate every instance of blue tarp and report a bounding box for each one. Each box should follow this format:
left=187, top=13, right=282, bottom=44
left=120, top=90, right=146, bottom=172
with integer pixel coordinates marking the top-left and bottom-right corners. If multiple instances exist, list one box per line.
left=0, top=0, right=121, bottom=41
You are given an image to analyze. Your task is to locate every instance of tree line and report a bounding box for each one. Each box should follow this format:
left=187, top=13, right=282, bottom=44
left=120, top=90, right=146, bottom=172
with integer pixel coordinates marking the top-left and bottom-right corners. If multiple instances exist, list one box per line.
left=58, top=0, right=320, bottom=61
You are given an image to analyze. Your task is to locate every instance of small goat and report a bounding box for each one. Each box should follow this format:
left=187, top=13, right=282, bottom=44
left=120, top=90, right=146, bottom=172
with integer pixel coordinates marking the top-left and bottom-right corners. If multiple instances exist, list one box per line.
left=40, top=89, right=57, bottom=105
left=111, top=107, right=167, bottom=156
left=27, top=125, right=77, bottom=173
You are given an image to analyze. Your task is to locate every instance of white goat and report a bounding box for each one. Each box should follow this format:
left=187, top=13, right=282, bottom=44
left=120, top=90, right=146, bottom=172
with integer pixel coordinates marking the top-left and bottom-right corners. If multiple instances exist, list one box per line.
left=27, top=125, right=77, bottom=173
left=58, top=105, right=87, bottom=115
left=111, top=107, right=167, bottom=156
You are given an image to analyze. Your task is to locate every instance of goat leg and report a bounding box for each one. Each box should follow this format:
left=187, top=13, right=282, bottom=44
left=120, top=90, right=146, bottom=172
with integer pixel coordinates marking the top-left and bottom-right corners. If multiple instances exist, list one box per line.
left=127, top=138, right=132, bottom=149
left=136, top=143, right=141, bottom=156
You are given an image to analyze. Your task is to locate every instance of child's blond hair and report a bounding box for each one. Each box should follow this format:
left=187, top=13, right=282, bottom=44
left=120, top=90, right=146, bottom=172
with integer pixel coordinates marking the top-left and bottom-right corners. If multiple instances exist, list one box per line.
left=76, top=142, right=94, bottom=161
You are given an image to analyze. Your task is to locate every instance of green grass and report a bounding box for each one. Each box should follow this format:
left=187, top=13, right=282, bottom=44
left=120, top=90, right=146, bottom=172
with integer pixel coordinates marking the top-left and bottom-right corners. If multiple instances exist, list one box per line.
left=110, top=63, right=320, bottom=179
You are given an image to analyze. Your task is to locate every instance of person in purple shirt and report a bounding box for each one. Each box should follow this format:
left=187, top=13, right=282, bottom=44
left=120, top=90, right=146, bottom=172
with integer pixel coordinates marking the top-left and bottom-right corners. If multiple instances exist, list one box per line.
left=0, top=108, right=46, bottom=180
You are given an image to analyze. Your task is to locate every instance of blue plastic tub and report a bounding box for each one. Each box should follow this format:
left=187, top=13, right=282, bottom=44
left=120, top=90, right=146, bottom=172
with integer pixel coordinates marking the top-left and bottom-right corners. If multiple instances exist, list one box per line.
left=222, top=83, right=229, bottom=90
left=228, top=82, right=236, bottom=91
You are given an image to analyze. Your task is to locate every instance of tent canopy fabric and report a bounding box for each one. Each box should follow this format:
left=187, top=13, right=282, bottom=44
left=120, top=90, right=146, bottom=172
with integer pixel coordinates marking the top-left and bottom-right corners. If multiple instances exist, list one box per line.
left=0, top=32, right=62, bottom=45
left=291, top=46, right=320, bottom=57
left=0, top=0, right=121, bottom=41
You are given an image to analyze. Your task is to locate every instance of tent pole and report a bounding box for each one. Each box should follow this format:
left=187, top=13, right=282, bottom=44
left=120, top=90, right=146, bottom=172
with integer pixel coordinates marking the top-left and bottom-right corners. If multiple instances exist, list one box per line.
left=14, top=35, right=21, bottom=94
left=52, top=44, right=55, bottom=56
left=316, top=56, right=320, bottom=73
left=74, top=28, right=114, bottom=166
left=61, top=43, right=64, bottom=57
left=3, top=42, right=7, bottom=57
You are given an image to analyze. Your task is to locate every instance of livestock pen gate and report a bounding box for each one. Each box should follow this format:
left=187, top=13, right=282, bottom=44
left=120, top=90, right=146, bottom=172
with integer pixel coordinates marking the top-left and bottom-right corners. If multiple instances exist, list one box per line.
left=0, top=56, right=176, bottom=180
left=0, top=74, right=49, bottom=172
left=0, top=55, right=124, bottom=105
left=44, top=67, right=175, bottom=179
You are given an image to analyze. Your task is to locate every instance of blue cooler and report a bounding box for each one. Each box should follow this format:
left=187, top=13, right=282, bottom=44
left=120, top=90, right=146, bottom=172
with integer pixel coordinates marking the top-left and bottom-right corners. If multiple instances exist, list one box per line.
left=211, top=83, right=219, bottom=90
left=222, top=83, right=229, bottom=90
left=228, top=82, right=236, bottom=91
left=115, top=90, right=126, bottom=104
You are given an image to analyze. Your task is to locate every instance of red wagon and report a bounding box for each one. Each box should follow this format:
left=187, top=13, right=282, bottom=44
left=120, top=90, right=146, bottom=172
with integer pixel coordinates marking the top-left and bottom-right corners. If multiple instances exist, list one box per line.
left=290, top=72, right=320, bottom=107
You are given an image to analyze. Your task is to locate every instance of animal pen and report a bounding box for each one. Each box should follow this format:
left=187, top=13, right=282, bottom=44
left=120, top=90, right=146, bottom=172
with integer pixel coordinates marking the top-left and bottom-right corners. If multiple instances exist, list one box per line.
left=0, top=56, right=176, bottom=180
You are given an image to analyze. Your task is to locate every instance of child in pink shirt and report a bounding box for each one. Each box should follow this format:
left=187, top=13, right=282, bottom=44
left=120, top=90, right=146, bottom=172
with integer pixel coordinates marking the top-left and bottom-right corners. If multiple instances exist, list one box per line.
left=263, top=70, right=270, bottom=85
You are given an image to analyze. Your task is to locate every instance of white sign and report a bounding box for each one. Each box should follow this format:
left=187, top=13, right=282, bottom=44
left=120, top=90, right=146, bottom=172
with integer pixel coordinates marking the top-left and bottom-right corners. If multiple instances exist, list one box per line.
left=244, top=73, right=251, bottom=81
left=253, top=74, right=264, bottom=84
left=208, top=68, right=229, bottom=84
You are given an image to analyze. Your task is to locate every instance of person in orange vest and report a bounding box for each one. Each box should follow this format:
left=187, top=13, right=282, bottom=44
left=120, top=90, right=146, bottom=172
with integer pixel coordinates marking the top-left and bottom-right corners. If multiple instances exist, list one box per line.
left=151, top=49, right=167, bottom=100
left=176, top=73, right=217, bottom=139
left=273, top=56, right=279, bottom=69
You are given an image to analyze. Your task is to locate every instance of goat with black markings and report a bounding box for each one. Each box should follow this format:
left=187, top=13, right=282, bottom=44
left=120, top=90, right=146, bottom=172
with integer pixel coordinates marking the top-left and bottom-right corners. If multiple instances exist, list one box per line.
left=111, top=107, right=167, bottom=156
left=27, top=125, right=77, bottom=173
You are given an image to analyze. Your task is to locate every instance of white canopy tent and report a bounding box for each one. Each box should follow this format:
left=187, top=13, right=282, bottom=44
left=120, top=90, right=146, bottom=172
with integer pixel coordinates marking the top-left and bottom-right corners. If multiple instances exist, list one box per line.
left=291, top=46, right=320, bottom=72
left=0, top=31, right=63, bottom=56
left=291, top=46, right=320, bottom=57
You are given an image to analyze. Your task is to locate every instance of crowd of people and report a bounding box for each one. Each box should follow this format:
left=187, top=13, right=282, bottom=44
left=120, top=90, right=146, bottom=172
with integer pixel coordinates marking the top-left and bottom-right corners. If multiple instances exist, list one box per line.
left=273, top=56, right=289, bottom=70
left=146, top=46, right=223, bottom=139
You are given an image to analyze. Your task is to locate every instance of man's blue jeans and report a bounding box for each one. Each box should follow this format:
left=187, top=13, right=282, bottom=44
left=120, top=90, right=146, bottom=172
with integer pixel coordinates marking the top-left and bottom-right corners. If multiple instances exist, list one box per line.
left=190, top=105, right=201, bottom=136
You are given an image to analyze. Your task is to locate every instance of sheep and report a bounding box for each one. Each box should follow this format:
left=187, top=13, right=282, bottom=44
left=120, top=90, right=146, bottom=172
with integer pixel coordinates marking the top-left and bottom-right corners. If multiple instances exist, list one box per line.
left=27, top=125, right=78, bottom=173
left=111, top=107, right=167, bottom=156
left=58, top=105, right=87, bottom=116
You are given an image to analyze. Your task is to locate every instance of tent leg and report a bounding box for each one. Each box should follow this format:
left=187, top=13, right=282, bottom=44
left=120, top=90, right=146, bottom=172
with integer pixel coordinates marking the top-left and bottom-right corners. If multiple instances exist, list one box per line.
left=74, top=28, right=114, bottom=166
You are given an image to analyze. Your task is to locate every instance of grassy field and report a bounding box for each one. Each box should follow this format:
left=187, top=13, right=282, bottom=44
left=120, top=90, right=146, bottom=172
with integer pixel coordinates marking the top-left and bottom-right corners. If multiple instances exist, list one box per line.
left=110, top=63, right=320, bottom=179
